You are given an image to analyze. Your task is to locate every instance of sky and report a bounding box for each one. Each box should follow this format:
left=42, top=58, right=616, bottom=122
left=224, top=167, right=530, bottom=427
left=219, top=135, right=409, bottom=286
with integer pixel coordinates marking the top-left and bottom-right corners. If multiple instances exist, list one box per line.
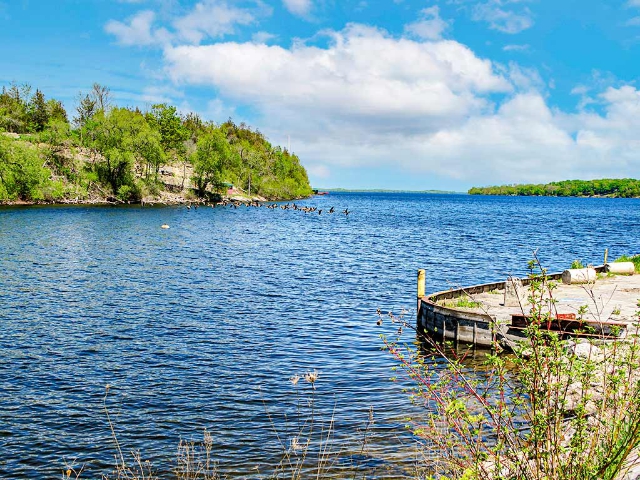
left=2, top=0, right=640, bottom=191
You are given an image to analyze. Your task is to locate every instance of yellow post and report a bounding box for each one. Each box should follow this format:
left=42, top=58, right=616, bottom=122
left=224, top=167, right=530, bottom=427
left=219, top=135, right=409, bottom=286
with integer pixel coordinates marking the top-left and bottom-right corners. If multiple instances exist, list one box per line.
left=417, top=269, right=426, bottom=298
left=604, top=248, right=609, bottom=266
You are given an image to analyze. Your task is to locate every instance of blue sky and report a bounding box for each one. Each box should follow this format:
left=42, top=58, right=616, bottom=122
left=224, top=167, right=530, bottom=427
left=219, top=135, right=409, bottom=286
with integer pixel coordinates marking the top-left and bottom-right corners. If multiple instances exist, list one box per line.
left=2, top=0, right=640, bottom=190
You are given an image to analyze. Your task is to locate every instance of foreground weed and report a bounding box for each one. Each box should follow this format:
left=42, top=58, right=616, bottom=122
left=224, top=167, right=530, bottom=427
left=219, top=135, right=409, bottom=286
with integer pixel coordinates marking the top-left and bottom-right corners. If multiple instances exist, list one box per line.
left=381, top=253, right=640, bottom=480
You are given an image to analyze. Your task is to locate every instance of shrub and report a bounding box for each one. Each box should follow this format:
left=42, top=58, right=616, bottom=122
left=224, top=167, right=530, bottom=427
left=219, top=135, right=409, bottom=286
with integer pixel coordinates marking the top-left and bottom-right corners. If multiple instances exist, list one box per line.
left=381, top=255, right=640, bottom=480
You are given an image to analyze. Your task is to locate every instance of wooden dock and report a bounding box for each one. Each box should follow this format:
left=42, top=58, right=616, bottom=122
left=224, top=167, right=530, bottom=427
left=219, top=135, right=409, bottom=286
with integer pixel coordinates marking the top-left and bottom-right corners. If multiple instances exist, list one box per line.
left=416, top=266, right=640, bottom=349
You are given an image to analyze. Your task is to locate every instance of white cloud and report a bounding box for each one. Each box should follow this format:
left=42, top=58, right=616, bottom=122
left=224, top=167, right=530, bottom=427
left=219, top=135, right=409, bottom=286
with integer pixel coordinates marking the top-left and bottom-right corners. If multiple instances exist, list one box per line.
left=282, top=0, right=313, bottom=17
left=472, top=1, right=534, bottom=34
left=627, top=0, right=640, bottom=7
left=106, top=1, right=267, bottom=46
left=503, top=43, right=529, bottom=51
left=173, top=0, right=259, bottom=44
left=571, top=85, right=589, bottom=96
left=107, top=8, right=640, bottom=187
left=105, top=10, right=171, bottom=46
left=625, top=16, right=640, bottom=26
left=165, top=24, right=510, bottom=128
left=404, top=6, right=450, bottom=40
left=252, top=31, right=277, bottom=43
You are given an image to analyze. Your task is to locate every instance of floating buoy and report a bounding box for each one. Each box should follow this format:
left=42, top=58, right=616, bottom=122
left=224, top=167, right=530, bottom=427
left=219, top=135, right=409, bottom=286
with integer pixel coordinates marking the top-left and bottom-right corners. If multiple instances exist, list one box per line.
left=161, top=224, right=170, bottom=229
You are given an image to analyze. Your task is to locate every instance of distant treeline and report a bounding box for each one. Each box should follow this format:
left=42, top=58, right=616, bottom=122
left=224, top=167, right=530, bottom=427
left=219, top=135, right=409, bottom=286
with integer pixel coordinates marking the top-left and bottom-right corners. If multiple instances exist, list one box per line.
left=0, top=82, right=312, bottom=202
left=468, top=179, right=640, bottom=198
left=324, top=188, right=460, bottom=194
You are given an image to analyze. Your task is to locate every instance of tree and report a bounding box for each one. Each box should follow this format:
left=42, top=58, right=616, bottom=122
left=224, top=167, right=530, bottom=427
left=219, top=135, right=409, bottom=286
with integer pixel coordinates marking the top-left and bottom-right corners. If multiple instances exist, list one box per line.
left=146, top=103, right=189, bottom=187
left=91, top=83, right=111, bottom=113
left=88, top=108, right=140, bottom=197
left=191, top=130, right=233, bottom=195
left=46, top=99, right=68, bottom=124
left=28, top=89, right=49, bottom=132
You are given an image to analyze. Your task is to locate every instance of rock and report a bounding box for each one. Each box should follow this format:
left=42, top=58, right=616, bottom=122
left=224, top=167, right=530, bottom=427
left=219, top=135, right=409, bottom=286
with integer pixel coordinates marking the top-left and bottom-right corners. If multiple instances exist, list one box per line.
left=569, top=342, right=605, bottom=363
left=504, top=276, right=526, bottom=307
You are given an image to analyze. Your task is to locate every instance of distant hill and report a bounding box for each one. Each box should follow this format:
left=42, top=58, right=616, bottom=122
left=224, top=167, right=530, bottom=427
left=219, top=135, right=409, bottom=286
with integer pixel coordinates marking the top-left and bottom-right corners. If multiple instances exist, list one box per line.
left=468, top=179, right=640, bottom=198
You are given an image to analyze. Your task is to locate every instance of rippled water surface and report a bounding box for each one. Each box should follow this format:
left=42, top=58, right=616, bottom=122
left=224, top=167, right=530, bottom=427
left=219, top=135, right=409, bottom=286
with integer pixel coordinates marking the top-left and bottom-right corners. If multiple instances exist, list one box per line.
left=1, top=193, right=639, bottom=478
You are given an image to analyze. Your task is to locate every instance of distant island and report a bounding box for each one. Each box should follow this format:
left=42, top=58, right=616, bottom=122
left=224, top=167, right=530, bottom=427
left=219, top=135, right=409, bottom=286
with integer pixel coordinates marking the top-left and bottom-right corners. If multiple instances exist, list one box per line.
left=468, top=179, right=640, bottom=198
left=320, top=188, right=461, bottom=194
left=0, top=82, right=312, bottom=205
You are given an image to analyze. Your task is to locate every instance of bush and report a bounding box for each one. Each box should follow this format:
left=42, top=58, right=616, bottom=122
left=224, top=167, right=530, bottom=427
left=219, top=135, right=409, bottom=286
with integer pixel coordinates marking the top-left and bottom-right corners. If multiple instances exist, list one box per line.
left=381, top=255, right=640, bottom=480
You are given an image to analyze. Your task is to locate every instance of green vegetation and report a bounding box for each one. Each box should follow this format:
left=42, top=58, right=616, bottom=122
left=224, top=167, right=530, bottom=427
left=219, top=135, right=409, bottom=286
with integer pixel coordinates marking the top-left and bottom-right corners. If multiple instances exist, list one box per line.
left=439, top=295, right=482, bottom=309
left=469, top=178, right=640, bottom=198
left=0, top=82, right=312, bottom=203
left=383, top=256, right=640, bottom=480
left=614, top=254, right=640, bottom=273
left=570, top=259, right=585, bottom=269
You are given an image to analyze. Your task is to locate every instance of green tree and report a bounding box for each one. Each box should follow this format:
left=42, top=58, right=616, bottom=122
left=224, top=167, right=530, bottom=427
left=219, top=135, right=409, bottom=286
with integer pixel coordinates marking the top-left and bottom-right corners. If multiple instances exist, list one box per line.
left=191, top=130, right=233, bottom=195
left=28, top=89, right=49, bottom=132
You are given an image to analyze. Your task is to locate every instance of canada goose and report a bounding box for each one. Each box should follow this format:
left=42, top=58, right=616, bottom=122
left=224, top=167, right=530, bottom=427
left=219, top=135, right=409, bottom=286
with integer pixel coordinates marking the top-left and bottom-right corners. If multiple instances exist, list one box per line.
left=342, top=209, right=350, bottom=216
left=329, top=207, right=335, bottom=214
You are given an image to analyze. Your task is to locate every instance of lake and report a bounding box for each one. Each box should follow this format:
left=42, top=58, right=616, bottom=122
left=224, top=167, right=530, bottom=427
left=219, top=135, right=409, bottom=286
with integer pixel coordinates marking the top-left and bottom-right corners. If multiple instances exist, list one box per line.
left=1, top=192, right=638, bottom=478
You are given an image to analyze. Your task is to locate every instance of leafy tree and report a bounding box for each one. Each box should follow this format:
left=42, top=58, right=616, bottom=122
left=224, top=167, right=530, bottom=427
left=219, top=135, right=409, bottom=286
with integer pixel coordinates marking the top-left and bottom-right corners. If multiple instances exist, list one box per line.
left=47, top=99, right=68, bottom=124
left=87, top=108, right=141, bottom=198
left=191, top=130, right=234, bottom=195
left=147, top=103, right=189, bottom=187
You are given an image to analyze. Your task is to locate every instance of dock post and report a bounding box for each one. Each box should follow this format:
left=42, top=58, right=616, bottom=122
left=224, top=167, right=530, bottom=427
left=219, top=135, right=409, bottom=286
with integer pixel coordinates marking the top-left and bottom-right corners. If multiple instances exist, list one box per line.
left=604, top=248, right=609, bottom=266
left=417, top=269, right=426, bottom=298
left=417, top=269, right=426, bottom=325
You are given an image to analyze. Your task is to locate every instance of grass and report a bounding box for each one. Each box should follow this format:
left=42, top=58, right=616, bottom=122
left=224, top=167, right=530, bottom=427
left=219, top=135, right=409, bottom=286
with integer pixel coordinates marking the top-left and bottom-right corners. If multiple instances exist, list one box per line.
left=439, top=295, right=483, bottom=309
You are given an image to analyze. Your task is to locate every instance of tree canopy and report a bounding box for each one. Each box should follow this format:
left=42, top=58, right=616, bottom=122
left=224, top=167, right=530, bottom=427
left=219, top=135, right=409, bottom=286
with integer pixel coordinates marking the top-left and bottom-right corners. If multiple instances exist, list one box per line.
left=468, top=179, right=640, bottom=198
left=0, top=82, right=313, bottom=203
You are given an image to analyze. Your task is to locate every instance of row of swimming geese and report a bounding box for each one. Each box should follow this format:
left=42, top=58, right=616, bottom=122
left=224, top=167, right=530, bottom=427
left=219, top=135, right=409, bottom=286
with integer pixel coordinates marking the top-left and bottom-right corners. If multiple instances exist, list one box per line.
left=186, top=201, right=350, bottom=215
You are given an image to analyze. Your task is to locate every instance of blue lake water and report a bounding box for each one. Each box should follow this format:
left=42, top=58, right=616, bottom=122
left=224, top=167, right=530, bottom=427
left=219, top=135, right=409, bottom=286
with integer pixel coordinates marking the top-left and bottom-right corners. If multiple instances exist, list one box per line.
left=1, top=192, right=638, bottom=478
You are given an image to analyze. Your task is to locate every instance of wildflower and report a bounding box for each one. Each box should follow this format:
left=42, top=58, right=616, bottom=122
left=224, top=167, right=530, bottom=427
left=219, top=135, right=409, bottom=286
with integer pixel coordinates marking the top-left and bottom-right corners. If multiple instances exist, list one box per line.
left=290, top=436, right=302, bottom=451
left=203, top=428, right=213, bottom=447
left=304, top=370, right=319, bottom=388
left=290, top=374, right=301, bottom=386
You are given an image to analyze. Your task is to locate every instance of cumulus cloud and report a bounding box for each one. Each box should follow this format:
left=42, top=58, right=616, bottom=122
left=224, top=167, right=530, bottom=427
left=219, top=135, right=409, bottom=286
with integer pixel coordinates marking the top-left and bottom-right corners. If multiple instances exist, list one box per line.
left=105, top=10, right=171, bottom=46
left=404, top=6, right=450, bottom=40
left=165, top=24, right=510, bottom=128
left=106, top=0, right=267, bottom=46
left=251, top=30, right=277, bottom=43
left=162, top=20, right=640, bottom=185
left=282, top=0, right=313, bottom=17
left=173, top=0, right=259, bottom=44
left=471, top=1, right=534, bottom=34
left=106, top=6, right=640, bottom=187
